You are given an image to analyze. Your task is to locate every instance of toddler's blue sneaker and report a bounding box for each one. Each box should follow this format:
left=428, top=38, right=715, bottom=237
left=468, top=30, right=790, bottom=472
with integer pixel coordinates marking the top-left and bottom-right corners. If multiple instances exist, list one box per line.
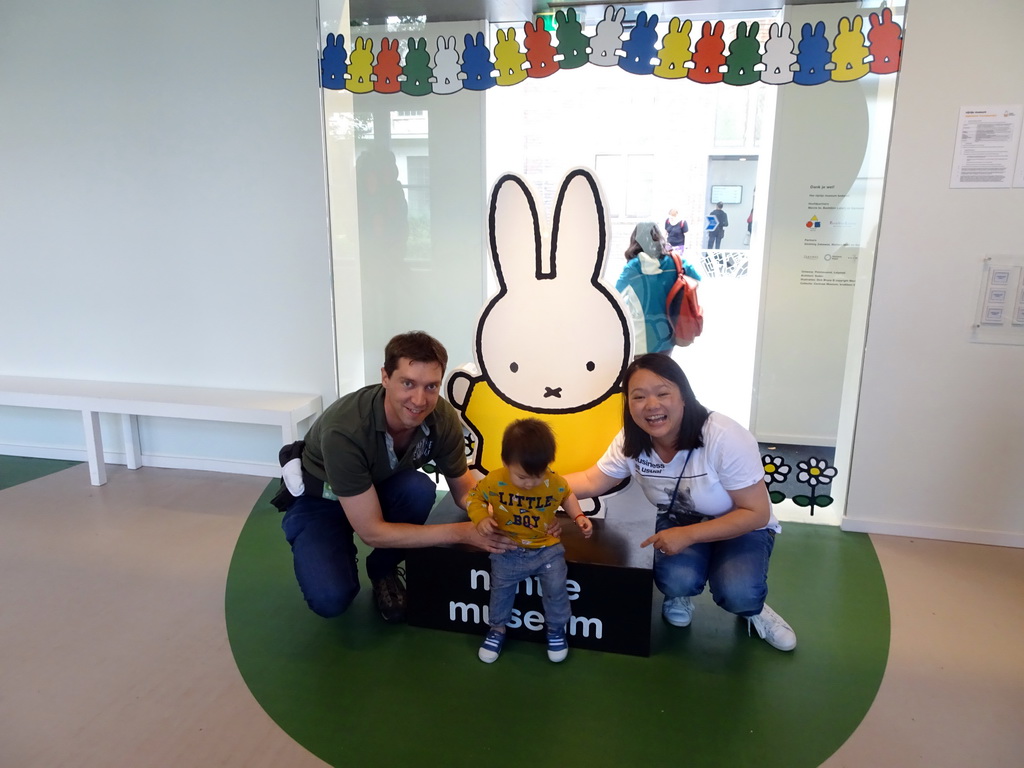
left=478, top=629, right=506, bottom=663
left=546, top=627, right=568, bottom=662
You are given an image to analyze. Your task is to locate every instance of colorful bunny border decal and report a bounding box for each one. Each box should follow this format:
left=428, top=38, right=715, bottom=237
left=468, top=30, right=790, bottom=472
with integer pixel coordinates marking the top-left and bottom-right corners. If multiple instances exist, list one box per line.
left=446, top=168, right=631, bottom=490
left=320, top=5, right=902, bottom=93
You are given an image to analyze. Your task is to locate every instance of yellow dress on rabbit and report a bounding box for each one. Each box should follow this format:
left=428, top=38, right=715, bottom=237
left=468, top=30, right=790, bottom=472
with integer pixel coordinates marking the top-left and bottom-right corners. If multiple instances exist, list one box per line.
left=463, top=382, right=623, bottom=476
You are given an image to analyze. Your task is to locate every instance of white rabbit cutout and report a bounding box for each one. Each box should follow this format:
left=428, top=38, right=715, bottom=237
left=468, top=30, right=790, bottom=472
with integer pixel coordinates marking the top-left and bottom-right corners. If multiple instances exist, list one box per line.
left=447, top=168, right=632, bottom=501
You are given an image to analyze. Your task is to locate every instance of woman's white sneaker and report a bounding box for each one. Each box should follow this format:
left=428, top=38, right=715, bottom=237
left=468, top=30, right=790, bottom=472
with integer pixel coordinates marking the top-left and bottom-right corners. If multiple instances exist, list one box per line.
left=747, top=604, right=797, bottom=651
left=662, top=595, right=694, bottom=627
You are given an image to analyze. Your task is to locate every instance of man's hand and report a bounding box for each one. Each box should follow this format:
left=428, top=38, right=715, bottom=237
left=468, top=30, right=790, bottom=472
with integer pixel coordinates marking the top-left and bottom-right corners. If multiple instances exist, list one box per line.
left=463, top=520, right=516, bottom=553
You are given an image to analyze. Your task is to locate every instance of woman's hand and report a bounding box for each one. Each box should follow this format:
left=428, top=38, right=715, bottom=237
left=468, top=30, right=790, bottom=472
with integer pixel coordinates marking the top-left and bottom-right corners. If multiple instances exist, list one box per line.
left=641, top=525, right=696, bottom=556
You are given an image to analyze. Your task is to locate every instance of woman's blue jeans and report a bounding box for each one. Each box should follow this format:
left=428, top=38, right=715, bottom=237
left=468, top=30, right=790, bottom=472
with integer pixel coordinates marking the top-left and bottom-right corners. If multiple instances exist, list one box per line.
left=280, top=469, right=436, bottom=618
left=653, top=514, right=775, bottom=618
left=487, top=543, right=571, bottom=632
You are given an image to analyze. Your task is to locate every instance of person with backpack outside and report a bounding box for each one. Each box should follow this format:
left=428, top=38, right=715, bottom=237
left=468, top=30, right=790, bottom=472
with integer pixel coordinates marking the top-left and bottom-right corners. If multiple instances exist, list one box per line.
left=706, top=202, right=728, bottom=250
left=615, top=221, right=700, bottom=356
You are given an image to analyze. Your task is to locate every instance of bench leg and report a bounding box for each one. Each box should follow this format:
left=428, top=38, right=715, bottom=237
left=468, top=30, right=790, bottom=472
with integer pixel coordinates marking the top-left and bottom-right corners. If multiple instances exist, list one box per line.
left=122, top=414, right=141, bottom=470
left=282, top=422, right=297, bottom=445
left=82, top=410, right=107, bottom=486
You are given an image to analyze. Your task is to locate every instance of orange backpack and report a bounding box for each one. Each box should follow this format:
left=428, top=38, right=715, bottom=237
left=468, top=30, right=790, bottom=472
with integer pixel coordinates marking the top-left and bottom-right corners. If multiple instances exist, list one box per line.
left=665, top=251, right=704, bottom=346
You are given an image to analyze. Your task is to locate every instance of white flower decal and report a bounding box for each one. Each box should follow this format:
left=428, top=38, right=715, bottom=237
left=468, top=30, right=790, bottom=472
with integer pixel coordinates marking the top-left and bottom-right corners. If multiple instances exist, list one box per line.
left=797, top=457, right=837, bottom=487
left=762, top=454, right=791, bottom=485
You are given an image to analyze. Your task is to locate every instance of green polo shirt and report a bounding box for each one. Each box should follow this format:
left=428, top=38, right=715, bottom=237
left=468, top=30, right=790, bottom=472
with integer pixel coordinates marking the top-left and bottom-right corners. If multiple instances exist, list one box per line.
left=300, top=384, right=468, bottom=499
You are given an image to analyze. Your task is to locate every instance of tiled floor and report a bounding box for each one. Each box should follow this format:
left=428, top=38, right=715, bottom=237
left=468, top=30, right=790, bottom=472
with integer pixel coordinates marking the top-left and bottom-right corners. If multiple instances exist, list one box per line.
left=0, top=462, right=1021, bottom=767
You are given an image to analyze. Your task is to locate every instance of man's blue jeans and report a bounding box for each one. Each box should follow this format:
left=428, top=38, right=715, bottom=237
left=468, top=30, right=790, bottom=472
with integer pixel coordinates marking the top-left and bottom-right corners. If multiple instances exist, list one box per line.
left=653, top=513, right=775, bottom=617
left=281, top=469, right=436, bottom=617
left=487, top=543, right=571, bottom=631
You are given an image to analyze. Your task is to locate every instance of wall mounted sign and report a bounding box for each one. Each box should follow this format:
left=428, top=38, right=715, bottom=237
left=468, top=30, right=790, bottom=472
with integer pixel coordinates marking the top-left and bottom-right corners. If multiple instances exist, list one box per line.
left=971, top=256, right=1024, bottom=345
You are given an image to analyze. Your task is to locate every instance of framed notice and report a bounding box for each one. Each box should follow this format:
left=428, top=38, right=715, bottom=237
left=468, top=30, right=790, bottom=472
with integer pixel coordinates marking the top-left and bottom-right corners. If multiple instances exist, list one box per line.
left=971, top=256, right=1024, bottom=345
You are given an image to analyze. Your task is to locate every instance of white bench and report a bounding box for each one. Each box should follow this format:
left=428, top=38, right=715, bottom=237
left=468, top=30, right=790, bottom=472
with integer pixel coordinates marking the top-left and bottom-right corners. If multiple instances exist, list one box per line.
left=0, top=375, right=322, bottom=486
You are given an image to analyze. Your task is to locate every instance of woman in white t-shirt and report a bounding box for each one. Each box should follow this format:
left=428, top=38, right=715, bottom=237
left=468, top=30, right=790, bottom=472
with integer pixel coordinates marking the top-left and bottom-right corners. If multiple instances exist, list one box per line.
left=567, top=354, right=796, bottom=651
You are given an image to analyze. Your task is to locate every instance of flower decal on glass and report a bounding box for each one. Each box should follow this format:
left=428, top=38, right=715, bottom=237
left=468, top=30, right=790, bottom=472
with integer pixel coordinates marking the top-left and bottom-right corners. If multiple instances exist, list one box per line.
left=793, top=456, right=837, bottom=515
left=762, top=454, right=791, bottom=503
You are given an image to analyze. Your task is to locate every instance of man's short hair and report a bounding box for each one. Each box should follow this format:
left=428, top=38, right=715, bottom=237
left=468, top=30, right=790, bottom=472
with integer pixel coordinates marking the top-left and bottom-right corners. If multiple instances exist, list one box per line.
left=383, top=331, right=449, bottom=375
left=501, top=418, right=556, bottom=476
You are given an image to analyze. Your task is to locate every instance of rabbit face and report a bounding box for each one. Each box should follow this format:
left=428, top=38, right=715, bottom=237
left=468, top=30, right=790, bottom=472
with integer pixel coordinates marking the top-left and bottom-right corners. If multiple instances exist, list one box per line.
left=477, top=169, right=631, bottom=413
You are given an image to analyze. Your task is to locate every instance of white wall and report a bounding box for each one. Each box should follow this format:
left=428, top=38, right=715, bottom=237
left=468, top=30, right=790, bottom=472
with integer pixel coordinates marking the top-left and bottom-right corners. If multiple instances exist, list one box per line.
left=844, top=0, right=1024, bottom=546
left=0, top=1, right=337, bottom=473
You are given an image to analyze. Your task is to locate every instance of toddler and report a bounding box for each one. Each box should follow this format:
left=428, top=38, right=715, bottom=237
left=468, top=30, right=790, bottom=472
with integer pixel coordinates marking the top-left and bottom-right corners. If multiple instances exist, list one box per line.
left=467, top=418, right=592, bottom=663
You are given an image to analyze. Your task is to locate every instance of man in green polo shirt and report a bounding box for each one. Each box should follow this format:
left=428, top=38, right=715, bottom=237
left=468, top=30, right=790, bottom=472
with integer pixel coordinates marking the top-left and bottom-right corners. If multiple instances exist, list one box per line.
left=280, top=331, right=515, bottom=622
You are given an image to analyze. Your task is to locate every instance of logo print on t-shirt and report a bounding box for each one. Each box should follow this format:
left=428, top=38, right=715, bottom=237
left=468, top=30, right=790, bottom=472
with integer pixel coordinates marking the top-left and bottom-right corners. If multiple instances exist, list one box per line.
left=658, top=485, right=696, bottom=517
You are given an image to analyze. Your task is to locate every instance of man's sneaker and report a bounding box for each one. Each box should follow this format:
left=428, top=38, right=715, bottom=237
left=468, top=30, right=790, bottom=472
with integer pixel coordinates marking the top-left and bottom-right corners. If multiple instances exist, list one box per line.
left=371, top=567, right=407, bottom=623
left=478, top=629, right=506, bottom=663
left=662, top=595, right=694, bottom=627
left=747, top=604, right=797, bottom=651
left=546, top=627, right=569, bottom=662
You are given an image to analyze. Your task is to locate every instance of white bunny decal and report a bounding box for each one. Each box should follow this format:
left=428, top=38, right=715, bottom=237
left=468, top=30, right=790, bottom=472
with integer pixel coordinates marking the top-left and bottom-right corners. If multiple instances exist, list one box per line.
left=447, top=168, right=631, bottom=494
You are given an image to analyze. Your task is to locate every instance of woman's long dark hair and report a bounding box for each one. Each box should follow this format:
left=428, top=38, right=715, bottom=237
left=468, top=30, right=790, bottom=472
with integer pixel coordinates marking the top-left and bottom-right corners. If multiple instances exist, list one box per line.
left=621, top=354, right=710, bottom=458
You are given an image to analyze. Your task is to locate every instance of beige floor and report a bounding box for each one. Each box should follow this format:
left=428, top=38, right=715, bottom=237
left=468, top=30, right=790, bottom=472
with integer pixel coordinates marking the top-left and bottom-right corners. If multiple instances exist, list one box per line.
left=1, top=464, right=1021, bottom=768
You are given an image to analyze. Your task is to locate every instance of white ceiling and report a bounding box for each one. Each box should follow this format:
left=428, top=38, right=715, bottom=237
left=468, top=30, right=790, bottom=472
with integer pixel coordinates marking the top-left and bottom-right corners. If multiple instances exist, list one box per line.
left=347, top=0, right=849, bottom=26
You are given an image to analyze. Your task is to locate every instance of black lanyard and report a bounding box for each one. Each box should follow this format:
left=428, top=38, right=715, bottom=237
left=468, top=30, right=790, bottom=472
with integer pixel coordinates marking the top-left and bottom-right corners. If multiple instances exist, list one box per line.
left=666, top=449, right=693, bottom=510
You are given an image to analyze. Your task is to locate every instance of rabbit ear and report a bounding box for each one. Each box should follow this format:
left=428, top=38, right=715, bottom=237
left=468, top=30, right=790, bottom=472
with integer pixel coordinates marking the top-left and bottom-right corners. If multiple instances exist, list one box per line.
left=489, top=174, right=542, bottom=291
left=549, top=169, right=606, bottom=283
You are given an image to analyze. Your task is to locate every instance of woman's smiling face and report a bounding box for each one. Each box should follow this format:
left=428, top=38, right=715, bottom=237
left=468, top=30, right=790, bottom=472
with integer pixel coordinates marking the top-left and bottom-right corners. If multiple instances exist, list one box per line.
left=626, top=367, right=685, bottom=450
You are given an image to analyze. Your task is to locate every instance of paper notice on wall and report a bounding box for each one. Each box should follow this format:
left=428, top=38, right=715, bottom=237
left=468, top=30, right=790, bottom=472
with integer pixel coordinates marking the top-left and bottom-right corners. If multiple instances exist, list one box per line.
left=950, top=105, right=1022, bottom=188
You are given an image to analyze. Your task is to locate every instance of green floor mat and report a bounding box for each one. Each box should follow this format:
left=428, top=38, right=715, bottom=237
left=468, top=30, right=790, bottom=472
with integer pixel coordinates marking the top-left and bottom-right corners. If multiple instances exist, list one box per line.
left=0, top=455, right=81, bottom=491
left=226, top=481, right=889, bottom=768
